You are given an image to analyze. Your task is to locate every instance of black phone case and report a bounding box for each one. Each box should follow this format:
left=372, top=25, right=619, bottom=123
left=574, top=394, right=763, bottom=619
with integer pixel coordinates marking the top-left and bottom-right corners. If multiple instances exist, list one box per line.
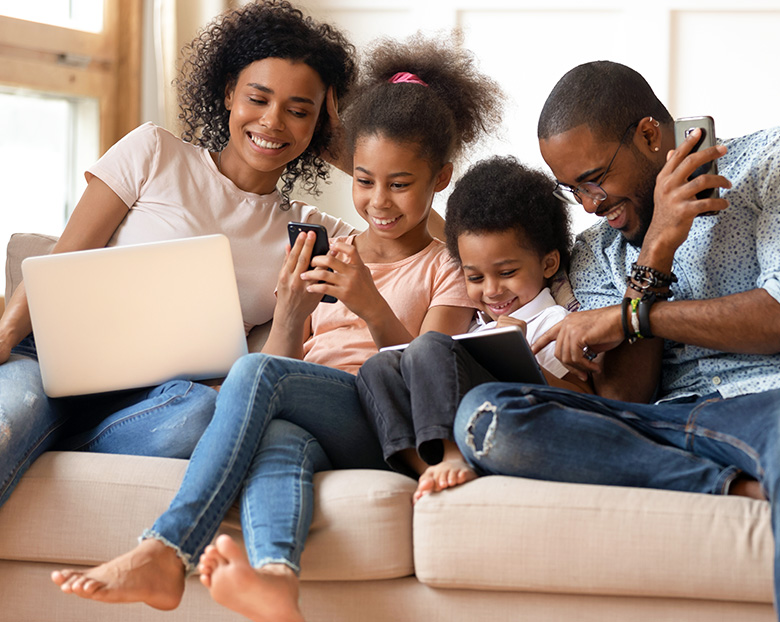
left=287, top=222, right=337, bottom=303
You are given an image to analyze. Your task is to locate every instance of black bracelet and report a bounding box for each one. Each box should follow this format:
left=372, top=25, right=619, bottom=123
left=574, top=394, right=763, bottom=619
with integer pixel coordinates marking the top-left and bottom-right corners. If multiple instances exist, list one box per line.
left=621, top=297, right=637, bottom=344
left=637, top=292, right=656, bottom=339
left=630, top=263, right=677, bottom=289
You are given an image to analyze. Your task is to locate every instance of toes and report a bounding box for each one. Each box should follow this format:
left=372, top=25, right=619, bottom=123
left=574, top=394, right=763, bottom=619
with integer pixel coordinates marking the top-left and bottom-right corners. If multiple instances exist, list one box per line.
left=214, top=535, right=244, bottom=563
left=51, top=569, right=72, bottom=586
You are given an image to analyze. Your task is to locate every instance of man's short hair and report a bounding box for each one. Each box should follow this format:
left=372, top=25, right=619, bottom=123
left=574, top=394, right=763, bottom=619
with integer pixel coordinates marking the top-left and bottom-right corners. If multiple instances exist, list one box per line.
left=537, top=60, right=673, bottom=142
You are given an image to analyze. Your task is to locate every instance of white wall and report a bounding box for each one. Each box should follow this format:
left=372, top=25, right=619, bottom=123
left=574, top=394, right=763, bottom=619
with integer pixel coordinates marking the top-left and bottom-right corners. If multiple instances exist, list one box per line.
left=291, top=0, right=780, bottom=233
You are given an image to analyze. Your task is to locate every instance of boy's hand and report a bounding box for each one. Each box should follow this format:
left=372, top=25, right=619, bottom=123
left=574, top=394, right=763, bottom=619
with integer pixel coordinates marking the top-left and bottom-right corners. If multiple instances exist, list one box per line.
left=495, top=315, right=527, bottom=335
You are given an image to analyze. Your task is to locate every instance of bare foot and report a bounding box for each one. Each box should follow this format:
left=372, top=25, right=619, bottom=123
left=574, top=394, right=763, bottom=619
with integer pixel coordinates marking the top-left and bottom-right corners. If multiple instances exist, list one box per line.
left=51, top=538, right=185, bottom=610
left=729, top=475, right=766, bottom=500
left=198, top=534, right=304, bottom=622
left=413, top=458, right=477, bottom=503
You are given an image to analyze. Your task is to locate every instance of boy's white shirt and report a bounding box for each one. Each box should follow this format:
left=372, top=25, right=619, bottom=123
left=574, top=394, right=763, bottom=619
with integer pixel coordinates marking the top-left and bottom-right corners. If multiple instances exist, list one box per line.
left=471, top=287, right=569, bottom=379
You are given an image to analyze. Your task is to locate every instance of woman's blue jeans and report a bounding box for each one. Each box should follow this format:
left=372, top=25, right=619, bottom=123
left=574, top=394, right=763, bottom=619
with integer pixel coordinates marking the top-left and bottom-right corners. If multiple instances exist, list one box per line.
left=143, top=353, right=387, bottom=574
left=454, top=382, right=780, bottom=613
left=0, top=334, right=217, bottom=507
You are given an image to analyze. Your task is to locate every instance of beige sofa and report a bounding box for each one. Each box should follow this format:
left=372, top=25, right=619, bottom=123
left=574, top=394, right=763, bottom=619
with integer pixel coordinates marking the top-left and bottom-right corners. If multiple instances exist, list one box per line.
left=1, top=233, right=776, bottom=621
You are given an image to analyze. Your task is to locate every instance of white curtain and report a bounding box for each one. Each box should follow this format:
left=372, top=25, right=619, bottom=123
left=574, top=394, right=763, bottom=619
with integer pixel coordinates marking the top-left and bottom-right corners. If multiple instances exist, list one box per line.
left=145, top=0, right=231, bottom=132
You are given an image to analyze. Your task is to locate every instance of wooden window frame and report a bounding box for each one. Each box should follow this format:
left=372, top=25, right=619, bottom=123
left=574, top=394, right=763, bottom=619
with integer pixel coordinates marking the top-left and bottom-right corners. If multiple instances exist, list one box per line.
left=0, top=0, right=143, bottom=154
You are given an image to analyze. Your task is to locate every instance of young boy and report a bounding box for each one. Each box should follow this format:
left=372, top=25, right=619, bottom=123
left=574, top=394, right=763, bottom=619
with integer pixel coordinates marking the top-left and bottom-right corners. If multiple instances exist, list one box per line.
left=356, top=155, right=591, bottom=501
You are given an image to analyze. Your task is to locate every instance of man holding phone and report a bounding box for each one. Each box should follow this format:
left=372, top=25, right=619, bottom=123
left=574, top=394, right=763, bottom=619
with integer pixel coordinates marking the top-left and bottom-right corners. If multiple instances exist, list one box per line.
left=453, top=60, right=780, bottom=612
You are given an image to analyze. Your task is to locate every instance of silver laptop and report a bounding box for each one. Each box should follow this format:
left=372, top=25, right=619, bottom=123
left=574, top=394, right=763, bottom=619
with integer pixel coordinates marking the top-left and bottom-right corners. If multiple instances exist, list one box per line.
left=22, top=234, right=248, bottom=397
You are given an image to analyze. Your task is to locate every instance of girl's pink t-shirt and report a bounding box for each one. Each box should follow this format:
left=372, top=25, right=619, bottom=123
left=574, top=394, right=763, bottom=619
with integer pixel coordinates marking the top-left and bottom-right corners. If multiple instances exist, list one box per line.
left=303, top=236, right=474, bottom=375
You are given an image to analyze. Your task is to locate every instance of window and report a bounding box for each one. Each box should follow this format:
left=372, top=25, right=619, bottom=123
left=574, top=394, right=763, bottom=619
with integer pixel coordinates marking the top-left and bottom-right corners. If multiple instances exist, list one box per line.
left=0, top=0, right=142, bottom=298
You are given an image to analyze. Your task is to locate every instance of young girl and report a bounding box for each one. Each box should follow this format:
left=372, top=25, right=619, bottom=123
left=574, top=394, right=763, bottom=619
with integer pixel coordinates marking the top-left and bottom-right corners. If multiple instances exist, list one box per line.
left=52, top=31, right=503, bottom=622
left=0, top=0, right=356, bottom=508
left=357, top=155, right=592, bottom=503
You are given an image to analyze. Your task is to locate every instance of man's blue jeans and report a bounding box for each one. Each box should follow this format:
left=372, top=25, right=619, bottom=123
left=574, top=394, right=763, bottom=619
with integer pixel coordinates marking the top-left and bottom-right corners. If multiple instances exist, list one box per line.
left=143, top=353, right=388, bottom=574
left=454, top=382, right=780, bottom=612
left=0, top=334, right=217, bottom=507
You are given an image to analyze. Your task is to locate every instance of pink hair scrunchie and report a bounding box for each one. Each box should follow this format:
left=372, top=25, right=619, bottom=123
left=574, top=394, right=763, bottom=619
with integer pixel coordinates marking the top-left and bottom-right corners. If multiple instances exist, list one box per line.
left=388, top=72, right=428, bottom=87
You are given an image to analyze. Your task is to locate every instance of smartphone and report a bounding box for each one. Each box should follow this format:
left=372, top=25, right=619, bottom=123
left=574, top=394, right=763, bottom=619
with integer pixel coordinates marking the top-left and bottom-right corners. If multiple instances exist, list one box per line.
left=287, top=222, right=337, bottom=303
left=674, top=115, right=719, bottom=204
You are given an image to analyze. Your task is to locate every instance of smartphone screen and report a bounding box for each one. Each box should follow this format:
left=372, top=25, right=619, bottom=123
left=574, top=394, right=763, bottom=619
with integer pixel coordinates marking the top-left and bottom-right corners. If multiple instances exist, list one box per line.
left=287, top=222, right=337, bottom=303
left=673, top=116, right=718, bottom=202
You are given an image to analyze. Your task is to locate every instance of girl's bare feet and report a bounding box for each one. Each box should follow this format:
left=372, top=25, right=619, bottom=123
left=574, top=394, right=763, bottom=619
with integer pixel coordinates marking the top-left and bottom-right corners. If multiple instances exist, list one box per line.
left=50, top=538, right=186, bottom=610
left=198, top=534, right=304, bottom=622
left=414, top=457, right=477, bottom=503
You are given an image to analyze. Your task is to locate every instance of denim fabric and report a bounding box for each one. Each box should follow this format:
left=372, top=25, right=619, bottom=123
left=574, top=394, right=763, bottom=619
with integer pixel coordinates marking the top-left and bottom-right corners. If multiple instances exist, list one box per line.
left=454, top=382, right=780, bottom=612
left=143, top=353, right=387, bottom=573
left=0, top=334, right=217, bottom=507
left=357, top=331, right=495, bottom=471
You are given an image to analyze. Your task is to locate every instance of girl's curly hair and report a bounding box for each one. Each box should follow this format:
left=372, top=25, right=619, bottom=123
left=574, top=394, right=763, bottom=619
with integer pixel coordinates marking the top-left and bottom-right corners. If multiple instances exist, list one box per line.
left=176, top=0, right=356, bottom=205
left=344, top=30, right=504, bottom=169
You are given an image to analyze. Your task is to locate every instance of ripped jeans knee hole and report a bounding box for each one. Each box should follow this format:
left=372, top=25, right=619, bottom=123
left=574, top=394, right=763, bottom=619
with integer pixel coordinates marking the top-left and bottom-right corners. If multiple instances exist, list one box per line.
left=465, top=401, right=498, bottom=458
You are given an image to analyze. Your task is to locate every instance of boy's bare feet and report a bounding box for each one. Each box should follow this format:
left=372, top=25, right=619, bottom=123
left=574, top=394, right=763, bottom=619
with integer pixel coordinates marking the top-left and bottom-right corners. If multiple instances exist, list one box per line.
left=414, top=458, right=477, bottom=503
left=50, top=538, right=185, bottom=610
left=198, top=534, right=304, bottom=622
left=729, top=475, right=766, bottom=500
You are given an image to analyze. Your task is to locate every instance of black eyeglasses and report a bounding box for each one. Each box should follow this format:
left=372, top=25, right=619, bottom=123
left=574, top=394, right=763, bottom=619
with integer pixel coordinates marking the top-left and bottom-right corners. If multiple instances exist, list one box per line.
left=553, top=121, right=639, bottom=206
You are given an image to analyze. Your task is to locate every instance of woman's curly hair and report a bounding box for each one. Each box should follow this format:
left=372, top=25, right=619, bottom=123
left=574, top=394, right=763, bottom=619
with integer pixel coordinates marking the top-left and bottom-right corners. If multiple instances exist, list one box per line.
left=445, top=156, right=573, bottom=271
left=176, top=0, right=356, bottom=204
left=343, top=30, right=504, bottom=169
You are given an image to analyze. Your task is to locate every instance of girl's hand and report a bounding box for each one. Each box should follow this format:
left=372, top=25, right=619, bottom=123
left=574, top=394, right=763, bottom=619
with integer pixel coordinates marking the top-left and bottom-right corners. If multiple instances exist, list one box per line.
left=274, top=231, right=324, bottom=327
left=304, top=241, right=383, bottom=320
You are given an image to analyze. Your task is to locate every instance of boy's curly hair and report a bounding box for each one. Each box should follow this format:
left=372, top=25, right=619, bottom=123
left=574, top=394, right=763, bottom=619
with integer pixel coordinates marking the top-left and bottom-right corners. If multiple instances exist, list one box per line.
left=445, top=156, right=572, bottom=270
left=176, top=0, right=356, bottom=204
left=343, top=30, right=503, bottom=169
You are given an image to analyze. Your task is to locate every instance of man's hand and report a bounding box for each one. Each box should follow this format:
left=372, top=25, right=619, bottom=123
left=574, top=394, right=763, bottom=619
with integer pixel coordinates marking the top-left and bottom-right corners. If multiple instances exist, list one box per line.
left=644, top=128, right=731, bottom=259
left=532, top=305, right=625, bottom=381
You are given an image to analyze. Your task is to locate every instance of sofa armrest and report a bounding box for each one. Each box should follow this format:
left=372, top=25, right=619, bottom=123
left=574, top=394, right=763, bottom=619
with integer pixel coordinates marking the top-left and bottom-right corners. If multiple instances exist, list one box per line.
left=5, top=233, right=58, bottom=302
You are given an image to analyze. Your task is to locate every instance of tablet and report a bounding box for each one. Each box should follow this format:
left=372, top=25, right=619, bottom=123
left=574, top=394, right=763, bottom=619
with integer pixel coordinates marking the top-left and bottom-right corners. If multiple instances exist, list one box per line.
left=382, top=325, right=547, bottom=385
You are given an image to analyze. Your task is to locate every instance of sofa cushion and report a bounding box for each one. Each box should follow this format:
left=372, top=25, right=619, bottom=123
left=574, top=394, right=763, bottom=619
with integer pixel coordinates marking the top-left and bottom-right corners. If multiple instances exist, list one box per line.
left=413, top=475, right=773, bottom=603
left=5, top=232, right=58, bottom=302
left=0, top=452, right=416, bottom=581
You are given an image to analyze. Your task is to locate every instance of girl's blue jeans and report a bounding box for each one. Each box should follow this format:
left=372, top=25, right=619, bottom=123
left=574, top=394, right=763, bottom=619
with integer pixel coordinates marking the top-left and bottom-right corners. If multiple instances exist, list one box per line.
left=0, top=334, right=217, bottom=507
left=143, top=353, right=388, bottom=574
left=455, top=382, right=780, bottom=613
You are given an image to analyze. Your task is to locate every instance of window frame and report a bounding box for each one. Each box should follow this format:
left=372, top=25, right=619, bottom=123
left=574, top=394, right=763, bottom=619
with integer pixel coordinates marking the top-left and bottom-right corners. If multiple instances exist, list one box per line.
left=0, top=0, right=143, bottom=154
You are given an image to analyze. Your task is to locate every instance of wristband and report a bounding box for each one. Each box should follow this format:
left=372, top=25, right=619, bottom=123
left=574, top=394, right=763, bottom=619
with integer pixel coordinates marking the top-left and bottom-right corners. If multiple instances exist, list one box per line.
left=630, top=298, right=642, bottom=337
left=637, top=292, right=656, bottom=339
left=621, top=297, right=638, bottom=344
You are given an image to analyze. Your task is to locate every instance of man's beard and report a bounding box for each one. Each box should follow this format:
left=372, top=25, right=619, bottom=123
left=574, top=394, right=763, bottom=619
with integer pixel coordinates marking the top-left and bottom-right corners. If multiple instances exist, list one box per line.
left=624, top=156, right=659, bottom=248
